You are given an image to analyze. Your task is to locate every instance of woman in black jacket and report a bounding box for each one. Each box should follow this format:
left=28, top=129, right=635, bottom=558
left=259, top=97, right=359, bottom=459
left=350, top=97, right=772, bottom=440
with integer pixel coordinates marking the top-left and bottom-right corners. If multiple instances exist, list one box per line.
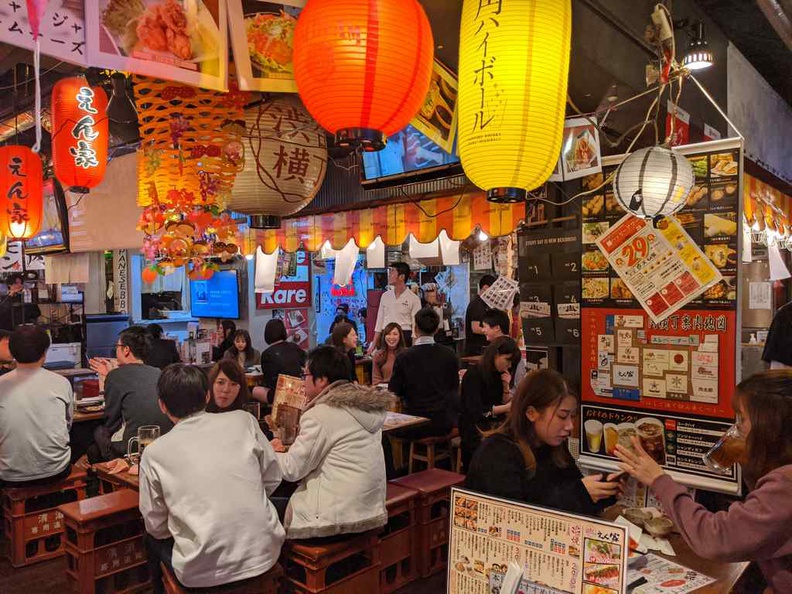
left=466, top=369, right=624, bottom=516
left=331, top=322, right=358, bottom=382
left=459, top=336, right=521, bottom=471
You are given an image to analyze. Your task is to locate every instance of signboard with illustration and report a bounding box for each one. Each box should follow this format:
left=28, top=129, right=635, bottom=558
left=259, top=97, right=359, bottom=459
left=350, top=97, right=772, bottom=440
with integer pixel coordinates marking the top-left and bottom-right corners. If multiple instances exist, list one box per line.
left=256, top=250, right=311, bottom=309
left=448, top=488, right=628, bottom=594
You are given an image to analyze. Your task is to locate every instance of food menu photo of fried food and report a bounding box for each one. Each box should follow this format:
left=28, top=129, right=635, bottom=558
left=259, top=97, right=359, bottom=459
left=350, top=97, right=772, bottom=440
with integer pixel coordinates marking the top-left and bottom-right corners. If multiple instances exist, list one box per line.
left=711, top=152, right=739, bottom=177
left=708, top=181, right=738, bottom=205
left=703, top=277, right=736, bottom=301
left=100, top=0, right=220, bottom=63
left=605, top=193, right=625, bottom=216
left=704, top=244, right=737, bottom=269
left=245, top=7, right=299, bottom=77
left=583, top=195, right=605, bottom=218
left=685, top=184, right=708, bottom=207
left=610, top=278, right=634, bottom=300
left=582, top=585, right=618, bottom=594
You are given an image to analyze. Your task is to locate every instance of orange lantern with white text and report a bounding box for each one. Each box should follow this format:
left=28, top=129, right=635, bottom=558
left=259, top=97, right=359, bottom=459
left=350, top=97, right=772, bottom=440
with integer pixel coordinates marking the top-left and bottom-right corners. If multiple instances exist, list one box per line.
left=293, top=0, right=434, bottom=151
left=0, top=146, right=43, bottom=240
left=51, top=77, right=109, bottom=192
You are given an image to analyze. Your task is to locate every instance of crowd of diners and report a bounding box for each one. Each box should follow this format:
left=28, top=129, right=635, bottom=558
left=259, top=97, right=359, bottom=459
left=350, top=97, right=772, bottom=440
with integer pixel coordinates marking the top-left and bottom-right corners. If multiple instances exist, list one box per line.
left=0, top=266, right=790, bottom=592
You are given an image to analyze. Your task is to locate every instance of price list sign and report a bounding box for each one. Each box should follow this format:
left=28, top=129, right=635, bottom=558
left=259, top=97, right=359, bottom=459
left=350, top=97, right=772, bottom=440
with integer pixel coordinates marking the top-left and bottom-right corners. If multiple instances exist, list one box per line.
left=518, top=227, right=581, bottom=345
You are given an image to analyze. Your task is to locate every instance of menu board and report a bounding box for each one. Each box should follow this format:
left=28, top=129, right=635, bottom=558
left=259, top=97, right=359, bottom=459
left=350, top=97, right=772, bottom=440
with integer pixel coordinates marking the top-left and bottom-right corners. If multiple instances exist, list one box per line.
left=579, top=139, right=743, bottom=495
left=518, top=227, right=581, bottom=346
left=448, top=488, right=628, bottom=594
left=272, top=374, right=306, bottom=421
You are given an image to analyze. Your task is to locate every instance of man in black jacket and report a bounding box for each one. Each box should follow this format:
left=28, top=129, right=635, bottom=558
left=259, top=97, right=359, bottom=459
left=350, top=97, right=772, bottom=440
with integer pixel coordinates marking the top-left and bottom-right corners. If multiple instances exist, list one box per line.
left=144, top=324, right=182, bottom=369
left=0, top=274, right=40, bottom=331
left=389, top=306, right=459, bottom=439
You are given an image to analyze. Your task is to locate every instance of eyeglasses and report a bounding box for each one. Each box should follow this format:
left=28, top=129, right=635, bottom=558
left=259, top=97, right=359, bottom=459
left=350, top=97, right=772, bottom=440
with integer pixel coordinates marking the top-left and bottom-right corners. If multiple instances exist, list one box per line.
left=302, top=372, right=312, bottom=380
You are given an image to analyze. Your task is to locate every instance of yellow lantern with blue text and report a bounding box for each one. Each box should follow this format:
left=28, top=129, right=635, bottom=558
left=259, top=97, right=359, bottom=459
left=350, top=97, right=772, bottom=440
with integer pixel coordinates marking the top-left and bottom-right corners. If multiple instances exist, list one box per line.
left=458, top=0, right=572, bottom=202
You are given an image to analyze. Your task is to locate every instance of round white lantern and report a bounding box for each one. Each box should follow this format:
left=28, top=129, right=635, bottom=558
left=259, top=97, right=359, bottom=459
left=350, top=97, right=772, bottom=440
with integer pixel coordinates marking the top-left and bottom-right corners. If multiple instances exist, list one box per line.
left=613, top=146, right=695, bottom=221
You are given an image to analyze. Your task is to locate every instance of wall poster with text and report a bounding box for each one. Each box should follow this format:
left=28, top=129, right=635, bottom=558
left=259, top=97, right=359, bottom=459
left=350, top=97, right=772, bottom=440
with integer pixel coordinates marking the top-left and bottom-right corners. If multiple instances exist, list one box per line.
left=579, top=139, right=744, bottom=495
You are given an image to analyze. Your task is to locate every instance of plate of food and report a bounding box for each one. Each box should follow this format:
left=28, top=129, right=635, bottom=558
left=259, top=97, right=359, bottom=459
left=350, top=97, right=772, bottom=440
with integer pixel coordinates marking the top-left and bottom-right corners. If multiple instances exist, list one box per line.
left=583, top=195, right=605, bottom=218
left=582, top=250, right=609, bottom=272
left=583, top=222, right=610, bottom=244
left=704, top=213, right=737, bottom=238
left=711, top=154, right=739, bottom=177
left=610, top=278, right=634, bottom=300
left=704, top=244, right=737, bottom=269
left=245, top=9, right=298, bottom=76
left=583, top=278, right=609, bottom=300
left=583, top=563, right=620, bottom=589
left=686, top=184, right=708, bottom=207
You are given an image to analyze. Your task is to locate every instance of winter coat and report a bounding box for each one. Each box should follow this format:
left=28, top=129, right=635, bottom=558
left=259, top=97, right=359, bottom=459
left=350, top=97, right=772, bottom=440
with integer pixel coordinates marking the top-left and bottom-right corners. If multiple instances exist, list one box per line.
left=276, top=380, right=393, bottom=539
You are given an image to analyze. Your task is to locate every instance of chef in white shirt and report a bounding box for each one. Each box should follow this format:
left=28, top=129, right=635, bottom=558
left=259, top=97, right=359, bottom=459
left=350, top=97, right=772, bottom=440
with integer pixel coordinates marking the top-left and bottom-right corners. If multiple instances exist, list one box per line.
left=369, top=262, right=422, bottom=351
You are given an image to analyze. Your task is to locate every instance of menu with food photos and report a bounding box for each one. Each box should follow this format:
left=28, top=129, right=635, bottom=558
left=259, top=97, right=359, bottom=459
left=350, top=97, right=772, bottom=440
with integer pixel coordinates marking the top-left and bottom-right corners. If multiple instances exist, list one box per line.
left=629, top=554, right=715, bottom=593
left=448, top=488, right=628, bottom=594
left=272, top=374, right=306, bottom=422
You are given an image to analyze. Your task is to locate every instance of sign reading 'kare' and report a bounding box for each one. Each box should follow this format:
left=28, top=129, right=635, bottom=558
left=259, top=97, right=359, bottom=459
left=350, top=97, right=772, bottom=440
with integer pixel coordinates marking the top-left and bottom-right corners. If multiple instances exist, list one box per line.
left=256, top=250, right=311, bottom=309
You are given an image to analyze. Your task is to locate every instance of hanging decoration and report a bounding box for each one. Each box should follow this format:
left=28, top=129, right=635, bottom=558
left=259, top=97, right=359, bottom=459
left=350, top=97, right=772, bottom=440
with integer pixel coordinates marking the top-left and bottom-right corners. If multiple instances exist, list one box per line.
left=292, top=0, right=434, bottom=151
left=228, top=95, right=327, bottom=229
left=51, top=77, right=109, bottom=192
left=134, top=77, right=248, bottom=275
left=458, top=0, right=572, bottom=202
left=612, top=146, right=695, bottom=222
left=0, top=231, right=6, bottom=258
left=0, top=146, right=43, bottom=240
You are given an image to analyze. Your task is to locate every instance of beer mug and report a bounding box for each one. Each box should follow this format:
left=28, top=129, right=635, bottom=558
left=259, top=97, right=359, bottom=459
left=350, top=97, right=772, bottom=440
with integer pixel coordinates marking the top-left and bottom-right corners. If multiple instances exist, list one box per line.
left=702, top=424, right=745, bottom=474
left=127, top=425, right=161, bottom=465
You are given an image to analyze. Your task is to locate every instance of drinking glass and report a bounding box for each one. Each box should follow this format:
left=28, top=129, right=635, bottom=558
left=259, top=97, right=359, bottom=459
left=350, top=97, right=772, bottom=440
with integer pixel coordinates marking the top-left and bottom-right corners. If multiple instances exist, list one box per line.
left=127, top=425, right=161, bottom=464
left=702, top=424, right=745, bottom=474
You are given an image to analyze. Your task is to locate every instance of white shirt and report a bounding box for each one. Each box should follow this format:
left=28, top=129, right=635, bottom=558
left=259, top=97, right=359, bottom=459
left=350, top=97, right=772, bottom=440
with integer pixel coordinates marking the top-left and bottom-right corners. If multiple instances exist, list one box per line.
left=0, top=367, right=73, bottom=482
left=139, top=411, right=284, bottom=588
left=375, top=287, right=422, bottom=333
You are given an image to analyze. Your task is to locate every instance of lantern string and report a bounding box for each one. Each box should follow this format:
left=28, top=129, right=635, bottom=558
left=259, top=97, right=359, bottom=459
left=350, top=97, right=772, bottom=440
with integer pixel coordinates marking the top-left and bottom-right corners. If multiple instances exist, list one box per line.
left=32, top=39, right=42, bottom=153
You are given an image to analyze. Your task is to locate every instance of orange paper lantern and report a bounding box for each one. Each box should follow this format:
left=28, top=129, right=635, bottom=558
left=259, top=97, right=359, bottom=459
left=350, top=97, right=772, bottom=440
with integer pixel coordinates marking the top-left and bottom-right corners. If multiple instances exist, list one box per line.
left=293, top=0, right=434, bottom=151
left=0, top=146, right=43, bottom=240
left=141, top=266, right=159, bottom=285
left=51, top=77, right=109, bottom=192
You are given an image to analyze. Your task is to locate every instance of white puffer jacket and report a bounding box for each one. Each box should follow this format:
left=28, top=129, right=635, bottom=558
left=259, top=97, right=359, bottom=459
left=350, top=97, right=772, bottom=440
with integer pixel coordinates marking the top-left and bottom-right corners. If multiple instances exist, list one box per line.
left=277, top=380, right=393, bottom=539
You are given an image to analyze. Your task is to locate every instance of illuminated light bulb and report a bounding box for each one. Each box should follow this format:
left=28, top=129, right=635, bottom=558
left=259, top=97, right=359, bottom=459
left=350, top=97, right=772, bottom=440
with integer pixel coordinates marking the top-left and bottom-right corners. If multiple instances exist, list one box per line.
left=478, top=230, right=489, bottom=242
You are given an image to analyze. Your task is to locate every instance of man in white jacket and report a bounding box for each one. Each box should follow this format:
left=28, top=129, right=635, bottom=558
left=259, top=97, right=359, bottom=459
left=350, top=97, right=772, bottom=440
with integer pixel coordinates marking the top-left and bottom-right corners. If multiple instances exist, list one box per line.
left=272, top=346, right=392, bottom=539
left=139, top=365, right=284, bottom=592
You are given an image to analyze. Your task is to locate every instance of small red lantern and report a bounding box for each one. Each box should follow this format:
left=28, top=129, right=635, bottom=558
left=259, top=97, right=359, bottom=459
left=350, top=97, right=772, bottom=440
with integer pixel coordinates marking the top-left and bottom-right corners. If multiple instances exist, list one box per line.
left=142, top=266, right=159, bottom=284
left=0, top=146, right=43, bottom=240
left=293, top=0, right=434, bottom=151
left=51, top=77, right=109, bottom=192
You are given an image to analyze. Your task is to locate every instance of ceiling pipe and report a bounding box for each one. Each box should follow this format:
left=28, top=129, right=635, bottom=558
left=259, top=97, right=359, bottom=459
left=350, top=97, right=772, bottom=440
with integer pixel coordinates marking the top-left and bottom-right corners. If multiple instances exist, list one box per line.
left=755, top=0, right=792, bottom=51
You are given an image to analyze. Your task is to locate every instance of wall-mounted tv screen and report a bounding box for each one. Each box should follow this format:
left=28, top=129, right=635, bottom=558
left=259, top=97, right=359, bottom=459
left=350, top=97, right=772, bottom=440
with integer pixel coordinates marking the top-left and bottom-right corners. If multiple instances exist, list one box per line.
left=361, top=124, right=460, bottom=187
left=24, top=178, right=69, bottom=254
left=190, top=270, right=240, bottom=319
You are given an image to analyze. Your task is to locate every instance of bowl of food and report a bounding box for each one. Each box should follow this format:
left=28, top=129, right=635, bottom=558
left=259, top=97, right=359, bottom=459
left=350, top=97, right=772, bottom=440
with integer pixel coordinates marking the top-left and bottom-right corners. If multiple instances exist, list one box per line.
left=623, top=507, right=650, bottom=528
left=644, top=516, right=674, bottom=538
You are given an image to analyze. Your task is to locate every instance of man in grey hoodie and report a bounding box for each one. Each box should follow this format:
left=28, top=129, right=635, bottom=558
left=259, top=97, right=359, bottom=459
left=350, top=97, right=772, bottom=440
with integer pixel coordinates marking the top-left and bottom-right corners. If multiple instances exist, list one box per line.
left=272, top=346, right=393, bottom=540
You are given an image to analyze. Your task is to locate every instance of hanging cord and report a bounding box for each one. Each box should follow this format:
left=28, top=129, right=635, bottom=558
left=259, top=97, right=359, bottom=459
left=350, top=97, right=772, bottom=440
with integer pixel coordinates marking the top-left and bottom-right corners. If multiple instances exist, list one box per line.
left=31, top=39, right=42, bottom=153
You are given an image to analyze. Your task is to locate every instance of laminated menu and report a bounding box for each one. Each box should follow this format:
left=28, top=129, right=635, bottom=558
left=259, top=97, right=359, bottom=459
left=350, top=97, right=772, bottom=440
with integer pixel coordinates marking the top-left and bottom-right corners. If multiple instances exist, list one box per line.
left=629, top=554, right=715, bottom=593
left=448, top=488, right=628, bottom=594
left=595, top=215, right=721, bottom=323
left=272, top=374, right=306, bottom=422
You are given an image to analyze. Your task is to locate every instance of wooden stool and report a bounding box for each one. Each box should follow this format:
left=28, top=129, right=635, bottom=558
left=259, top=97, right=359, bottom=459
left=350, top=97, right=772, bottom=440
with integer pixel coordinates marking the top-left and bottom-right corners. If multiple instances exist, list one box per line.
left=379, top=483, right=420, bottom=593
left=59, top=489, right=149, bottom=594
left=1, top=467, right=88, bottom=567
left=281, top=530, right=380, bottom=593
left=161, top=562, right=283, bottom=593
left=391, top=468, right=465, bottom=578
left=408, top=428, right=458, bottom=473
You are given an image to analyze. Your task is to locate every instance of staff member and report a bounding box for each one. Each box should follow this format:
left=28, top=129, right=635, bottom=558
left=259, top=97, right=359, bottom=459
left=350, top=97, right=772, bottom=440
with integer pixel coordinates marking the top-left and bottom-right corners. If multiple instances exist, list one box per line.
left=464, top=274, right=495, bottom=356
left=0, top=274, right=40, bottom=331
left=762, top=300, right=792, bottom=369
left=369, top=262, right=421, bottom=349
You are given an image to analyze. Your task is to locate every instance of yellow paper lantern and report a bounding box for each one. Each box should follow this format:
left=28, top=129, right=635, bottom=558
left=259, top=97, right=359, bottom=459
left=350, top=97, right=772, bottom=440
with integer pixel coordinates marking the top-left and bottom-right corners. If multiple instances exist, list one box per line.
left=458, top=0, right=572, bottom=202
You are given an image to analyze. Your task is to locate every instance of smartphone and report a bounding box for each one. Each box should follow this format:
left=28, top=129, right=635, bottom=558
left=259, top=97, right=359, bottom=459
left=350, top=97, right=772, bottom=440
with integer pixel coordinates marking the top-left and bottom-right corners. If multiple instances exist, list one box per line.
left=607, top=470, right=628, bottom=482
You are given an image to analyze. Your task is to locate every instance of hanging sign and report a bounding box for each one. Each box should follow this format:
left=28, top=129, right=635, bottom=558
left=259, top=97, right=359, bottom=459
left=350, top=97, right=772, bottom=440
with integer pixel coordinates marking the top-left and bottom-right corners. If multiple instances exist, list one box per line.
left=113, top=250, right=129, bottom=314
left=409, top=59, right=459, bottom=154
left=256, top=249, right=311, bottom=309
left=665, top=102, right=690, bottom=147
left=0, top=1, right=88, bottom=66
left=549, top=117, right=603, bottom=182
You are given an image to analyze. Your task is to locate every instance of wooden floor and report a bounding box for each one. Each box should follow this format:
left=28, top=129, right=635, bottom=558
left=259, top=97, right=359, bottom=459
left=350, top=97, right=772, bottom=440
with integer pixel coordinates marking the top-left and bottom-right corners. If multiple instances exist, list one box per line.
left=0, top=556, right=447, bottom=593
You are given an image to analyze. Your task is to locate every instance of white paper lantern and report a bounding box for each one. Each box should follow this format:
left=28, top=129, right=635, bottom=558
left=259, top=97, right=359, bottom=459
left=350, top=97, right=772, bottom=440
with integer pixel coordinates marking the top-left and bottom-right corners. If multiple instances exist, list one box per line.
left=613, top=146, right=695, bottom=221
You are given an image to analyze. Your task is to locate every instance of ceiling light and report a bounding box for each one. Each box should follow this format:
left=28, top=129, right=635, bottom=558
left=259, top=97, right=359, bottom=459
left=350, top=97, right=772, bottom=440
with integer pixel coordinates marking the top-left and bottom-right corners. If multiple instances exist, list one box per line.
left=682, top=23, right=714, bottom=71
left=245, top=254, right=254, bottom=261
left=478, top=230, right=489, bottom=242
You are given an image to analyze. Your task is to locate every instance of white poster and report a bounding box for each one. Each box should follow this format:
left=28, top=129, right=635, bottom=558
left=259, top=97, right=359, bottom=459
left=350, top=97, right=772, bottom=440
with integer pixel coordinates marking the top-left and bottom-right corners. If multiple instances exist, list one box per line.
left=748, top=281, right=772, bottom=310
left=0, top=1, right=88, bottom=66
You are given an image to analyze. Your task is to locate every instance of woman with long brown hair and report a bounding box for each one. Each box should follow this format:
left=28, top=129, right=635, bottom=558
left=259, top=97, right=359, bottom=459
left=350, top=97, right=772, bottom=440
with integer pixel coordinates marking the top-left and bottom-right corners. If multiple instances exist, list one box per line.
left=616, top=370, right=792, bottom=593
left=466, top=369, right=623, bottom=515
left=206, top=359, right=249, bottom=413
left=371, top=323, right=406, bottom=385
left=330, top=322, right=358, bottom=382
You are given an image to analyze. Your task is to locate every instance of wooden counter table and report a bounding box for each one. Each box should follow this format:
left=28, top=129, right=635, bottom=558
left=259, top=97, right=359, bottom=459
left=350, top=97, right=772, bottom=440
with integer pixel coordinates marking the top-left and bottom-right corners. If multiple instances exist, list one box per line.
left=603, top=505, right=749, bottom=593
left=92, top=462, right=140, bottom=492
left=383, top=411, right=429, bottom=433
left=73, top=409, right=105, bottom=423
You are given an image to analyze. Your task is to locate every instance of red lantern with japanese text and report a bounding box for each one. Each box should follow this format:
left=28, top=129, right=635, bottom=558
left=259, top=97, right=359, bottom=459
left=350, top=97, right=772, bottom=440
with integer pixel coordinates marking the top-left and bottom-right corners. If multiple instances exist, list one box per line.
left=0, top=146, right=43, bottom=240
left=51, top=77, right=109, bottom=192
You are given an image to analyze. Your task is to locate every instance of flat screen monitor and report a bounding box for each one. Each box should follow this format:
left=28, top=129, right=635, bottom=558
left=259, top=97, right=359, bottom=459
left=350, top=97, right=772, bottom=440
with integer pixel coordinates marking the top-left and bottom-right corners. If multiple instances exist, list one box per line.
left=361, top=124, right=460, bottom=186
left=24, top=178, right=69, bottom=254
left=190, top=270, right=240, bottom=319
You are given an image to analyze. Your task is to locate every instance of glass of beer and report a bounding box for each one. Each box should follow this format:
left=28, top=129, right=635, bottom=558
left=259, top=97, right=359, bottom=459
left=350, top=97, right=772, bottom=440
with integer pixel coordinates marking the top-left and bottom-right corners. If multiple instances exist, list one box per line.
left=703, top=424, right=746, bottom=474
left=127, top=425, right=161, bottom=465
left=604, top=423, right=619, bottom=456
left=584, top=420, right=603, bottom=453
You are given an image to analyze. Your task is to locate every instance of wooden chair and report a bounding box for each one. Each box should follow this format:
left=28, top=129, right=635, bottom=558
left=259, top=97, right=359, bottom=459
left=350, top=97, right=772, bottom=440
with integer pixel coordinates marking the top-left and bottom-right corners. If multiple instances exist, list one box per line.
left=379, top=483, right=420, bottom=593
left=451, top=436, right=463, bottom=474
left=1, top=467, right=88, bottom=567
left=407, top=428, right=459, bottom=473
left=281, top=530, right=380, bottom=593
left=160, top=562, right=283, bottom=594
left=59, top=489, right=149, bottom=594
left=390, top=468, right=465, bottom=578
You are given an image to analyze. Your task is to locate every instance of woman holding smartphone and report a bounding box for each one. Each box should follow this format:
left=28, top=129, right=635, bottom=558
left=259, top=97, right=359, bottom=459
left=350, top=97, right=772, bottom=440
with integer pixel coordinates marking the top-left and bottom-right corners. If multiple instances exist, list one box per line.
left=616, top=370, right=792, bottom=593
left=466, top=369, right=624, bottom=516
